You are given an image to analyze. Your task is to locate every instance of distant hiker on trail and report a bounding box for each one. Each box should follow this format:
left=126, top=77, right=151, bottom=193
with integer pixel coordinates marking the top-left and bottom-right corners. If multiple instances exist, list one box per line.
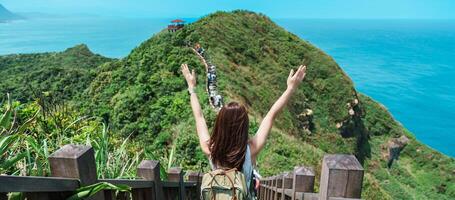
left=207, top=72, right=216, bottom=83
left=181, top=63, right=307, bottom=199
left=195, top=43, right=204, bottom=55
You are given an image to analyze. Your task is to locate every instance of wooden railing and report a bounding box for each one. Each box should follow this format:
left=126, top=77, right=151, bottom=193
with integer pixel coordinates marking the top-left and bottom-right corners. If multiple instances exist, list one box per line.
left=0, top=144, right=364, bottom=200
left=0, top=144, right=202, bottom=200
left=258, top=154, right=364, bottom=200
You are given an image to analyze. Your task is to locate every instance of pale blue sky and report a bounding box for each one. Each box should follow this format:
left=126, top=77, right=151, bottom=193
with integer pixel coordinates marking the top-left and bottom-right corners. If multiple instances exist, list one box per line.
left=1, top=0, right=454, bottom=19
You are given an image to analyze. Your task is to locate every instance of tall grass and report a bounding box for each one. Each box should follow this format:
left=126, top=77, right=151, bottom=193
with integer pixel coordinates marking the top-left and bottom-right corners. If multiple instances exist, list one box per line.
left=0, top=93, right=141, bottom=178
left=1, top=94, right=140, bottom=198
left=92, top=123, right=141, bottom=179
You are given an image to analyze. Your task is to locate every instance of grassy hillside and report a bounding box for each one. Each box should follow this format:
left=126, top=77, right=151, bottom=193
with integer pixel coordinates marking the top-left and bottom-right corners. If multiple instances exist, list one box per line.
left=1, top=10, right=453, bottom=199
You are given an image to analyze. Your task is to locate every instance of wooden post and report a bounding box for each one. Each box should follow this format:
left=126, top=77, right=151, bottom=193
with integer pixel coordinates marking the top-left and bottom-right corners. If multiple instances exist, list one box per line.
left=269, top=178, right=273, bottom=200
left=282, top=172, right=293, bottom=200
left=275, top=174, right=284, bottom=200
left=272, top=175, right=277, bottom=200
left=168, top=167, right=186, bottom=200
left=134, top=160, right=164, bottom=200
left=103, top=191, right=115, bottom=200
left=319, top=154, right=364, bottom=200
left=265, top=178, right=270, bottom=200
left=261, top=179, right=266, bottom=200
left=292, top=166, right=315, bottom=200
left=187, top=171, right=203, bottom=200
left=259, top=180, right=263, bottom=200
left=116, top=192, right=129, bottom=200
left=47, top=144, right=102, bottom=200
left=264, top=179, right=269, bottom=200
left=187, top=171, right=203, bottom=182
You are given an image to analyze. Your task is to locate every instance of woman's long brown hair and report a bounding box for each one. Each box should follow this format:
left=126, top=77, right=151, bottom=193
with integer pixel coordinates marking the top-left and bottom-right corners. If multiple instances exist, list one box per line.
left=210, top=102, right=249, bottom=170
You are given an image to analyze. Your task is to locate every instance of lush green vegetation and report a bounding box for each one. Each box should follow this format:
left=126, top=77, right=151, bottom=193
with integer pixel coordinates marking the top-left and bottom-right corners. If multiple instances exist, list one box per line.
left=1, top=10, right=454, bottom=199
left=0, top=44, right=113, bottom=102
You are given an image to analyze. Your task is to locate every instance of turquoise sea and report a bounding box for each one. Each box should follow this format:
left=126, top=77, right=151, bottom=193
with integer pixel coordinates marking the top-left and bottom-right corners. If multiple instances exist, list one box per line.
left=1, top=16, right=454, bottom=157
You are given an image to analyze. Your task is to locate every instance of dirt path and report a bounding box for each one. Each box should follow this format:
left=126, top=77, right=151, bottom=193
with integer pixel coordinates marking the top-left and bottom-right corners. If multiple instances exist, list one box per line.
left=191, top=47, right=224, bottom=110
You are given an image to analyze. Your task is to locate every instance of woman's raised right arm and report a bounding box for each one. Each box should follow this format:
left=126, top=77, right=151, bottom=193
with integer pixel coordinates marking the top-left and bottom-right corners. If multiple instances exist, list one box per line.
left=181, top=64, right=211, bottom=155
left=249, top=65, right=306, bottom=157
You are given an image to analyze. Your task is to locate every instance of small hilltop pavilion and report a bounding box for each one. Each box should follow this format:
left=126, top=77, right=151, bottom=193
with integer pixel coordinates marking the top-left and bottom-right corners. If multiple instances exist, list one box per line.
left=168, top=19, right=185, bottom=32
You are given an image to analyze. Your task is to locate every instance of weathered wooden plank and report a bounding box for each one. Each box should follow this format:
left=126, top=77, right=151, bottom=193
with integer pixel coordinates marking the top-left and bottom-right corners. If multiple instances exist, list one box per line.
left=258, top=184, right=263, bottom=200
left=265, top=178, right=270, bottom=200
left=48, top=145, right=97, bottom=185
left=329, top=169, right=349, bottom=198
left=132, top=189, right=145, bottom=200
left=162, top=181, right=180, bottom=187
left=168, top=167, right=185, bottom=200
left=187, top=171, right=203, bottom=183
left=262, top=180, right=268, bottom=200
left=268, top=177, right=273, bottom=200
left=301, top=192, right=319, bottom=200
left=100, top=179, right=154, bottom=188
left=25, top=192, right=64, bottom=200
left=48, top=144, right=103, bottom=200
left=284, top=188, right=295, bottom=200
left=275, top=173, right=284, bottom=200
left=136, top=160, right=163, bottom=200
left=281, top=172, right=292, bottom=200
left=0, top=175, right=79, bottom=192
left=345, top=168, right=364, bottom=198
left=103, top=190, right=115, bottom=200
left=162, top=181, right=197, bottom=188
left=319, top=154, right=364, bottom=200
left=292, top=166, right=315, bottom=200
left=117, top=191, right=130, bottom=200
left=283, top=172, right=293, bottom=189
left=186, top=171, right=202, bottom=200
left=271, top=175, right=277, bottom=200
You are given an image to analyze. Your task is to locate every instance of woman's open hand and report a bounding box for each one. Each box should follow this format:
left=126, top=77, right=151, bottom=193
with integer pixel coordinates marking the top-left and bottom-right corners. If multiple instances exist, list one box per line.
left=287, top=65, right=306, bottom=90
left=181, top=63, right=196, bottom=89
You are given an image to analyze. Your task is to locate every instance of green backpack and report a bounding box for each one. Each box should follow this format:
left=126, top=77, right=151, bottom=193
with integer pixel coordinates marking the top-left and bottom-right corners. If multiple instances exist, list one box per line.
left=201, top=168, right=249, bottom=200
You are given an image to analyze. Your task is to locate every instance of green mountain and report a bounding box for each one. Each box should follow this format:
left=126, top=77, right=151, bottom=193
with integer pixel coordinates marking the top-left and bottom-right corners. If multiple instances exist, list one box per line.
left=0, top=44, right=114, bottom=102
left=0, top=4, right=21, bottom=21
left=1, top=11, right=453, bottom=199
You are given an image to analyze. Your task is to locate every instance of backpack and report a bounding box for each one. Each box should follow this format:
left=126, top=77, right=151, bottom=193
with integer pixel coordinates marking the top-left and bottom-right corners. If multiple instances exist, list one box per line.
left=201, top=168, right=249, bottom=200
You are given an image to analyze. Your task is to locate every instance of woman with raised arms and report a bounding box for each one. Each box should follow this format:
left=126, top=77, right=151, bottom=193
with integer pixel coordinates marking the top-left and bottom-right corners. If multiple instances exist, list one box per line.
left=181, top=63, right=306, bottom=198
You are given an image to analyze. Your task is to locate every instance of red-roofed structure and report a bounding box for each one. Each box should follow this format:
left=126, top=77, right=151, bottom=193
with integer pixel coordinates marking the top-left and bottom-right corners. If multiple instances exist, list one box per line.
left=171, top=19, right=184, bottom=23
left=168, top=19, right=185, bottom=32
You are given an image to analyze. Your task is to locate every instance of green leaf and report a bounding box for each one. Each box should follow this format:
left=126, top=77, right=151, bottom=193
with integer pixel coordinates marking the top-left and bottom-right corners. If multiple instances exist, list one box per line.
left=0, top=135, right=19, bottom=155
left=0, top=93, right=13, bottom=130
left=66, top=182, right=131, bottom=200
left=1, top=152, right=26, bottom=170
left=16, top=109, right=40, bottom=133
left=9, top=192, right=25, bottom=200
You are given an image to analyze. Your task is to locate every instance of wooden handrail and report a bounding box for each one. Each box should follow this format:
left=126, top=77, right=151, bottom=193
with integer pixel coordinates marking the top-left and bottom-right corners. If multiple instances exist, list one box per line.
left=258, top=154, right=364, bottom=200
left=1, top=144, right=365, bottom=200
left=0, top=175, right=79, bottom=192
left=99, top=179, right=154, bottom=189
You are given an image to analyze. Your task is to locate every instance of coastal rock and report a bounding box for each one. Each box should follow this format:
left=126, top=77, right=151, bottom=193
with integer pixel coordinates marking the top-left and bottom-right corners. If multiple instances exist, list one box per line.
left=349, top=108, right=355, bottom=116
left=387, top=135, right=410, bottom=168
